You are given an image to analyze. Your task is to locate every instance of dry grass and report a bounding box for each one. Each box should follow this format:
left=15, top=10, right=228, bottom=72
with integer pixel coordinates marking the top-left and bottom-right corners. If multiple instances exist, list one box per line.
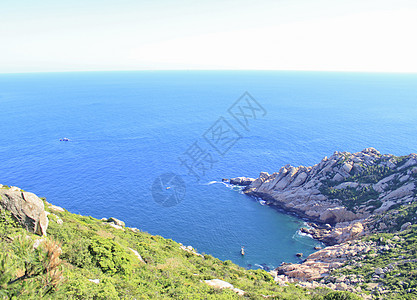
left=41, top=239, right=64, bottom=288
left=156, top=257, right=182, bottom=271
left=96, top=229, right=115, bottom=239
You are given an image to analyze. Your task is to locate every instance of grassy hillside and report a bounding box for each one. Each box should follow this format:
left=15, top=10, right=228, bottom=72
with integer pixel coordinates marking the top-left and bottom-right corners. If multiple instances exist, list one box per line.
left=0, top=198, right=359, bottom=299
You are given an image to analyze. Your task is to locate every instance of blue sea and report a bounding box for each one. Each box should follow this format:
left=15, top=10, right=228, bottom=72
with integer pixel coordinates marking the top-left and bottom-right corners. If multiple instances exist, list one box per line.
left=1, top=71, right=417, bottom=270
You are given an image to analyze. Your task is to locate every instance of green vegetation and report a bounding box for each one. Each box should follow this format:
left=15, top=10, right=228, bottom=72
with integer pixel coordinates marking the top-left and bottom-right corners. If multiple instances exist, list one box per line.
left=320, top=153, right=417, bottom=214
left=319, top=184, right=381, bottom=213
left=331, top=225, right=417, bottom=299
left=318, top=155, right=416, bottom=213
left=345, top=165, right=392, bottom=184
left=0, top=209, right=64, bottom=298
left=390, top=156, right=409, bottom=169
left=0, top=204, right=362, bottom=299
left=373, top=202, right=417, bottom=232
left=3, top=152, right=417, bottom=299
left=335, top=153, right=351, bottom=168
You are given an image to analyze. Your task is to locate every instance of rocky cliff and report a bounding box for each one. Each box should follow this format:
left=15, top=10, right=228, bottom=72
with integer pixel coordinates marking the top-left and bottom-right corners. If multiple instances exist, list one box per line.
left=240, top=147, right=417, bottom=229
left=229, top=148, right=417, bottom=295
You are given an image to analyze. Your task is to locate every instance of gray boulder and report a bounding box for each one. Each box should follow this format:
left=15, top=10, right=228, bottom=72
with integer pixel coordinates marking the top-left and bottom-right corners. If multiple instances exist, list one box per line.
left=375, top=268, right=384, bottom=275
left=0, top=188, right=49, bottom=236
left=400, top=222, right=412, bottom=231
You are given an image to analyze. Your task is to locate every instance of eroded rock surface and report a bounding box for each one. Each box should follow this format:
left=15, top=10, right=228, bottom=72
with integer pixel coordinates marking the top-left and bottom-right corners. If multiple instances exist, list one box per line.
left=229, top=177, right=256, bottom=186
left=275, top=240, right=374, bottom=281
left=0, top=187, right=49, bottom=236
left=242, top=148, right=417, bottom=230
left=231, top=148, right=417, bottom=295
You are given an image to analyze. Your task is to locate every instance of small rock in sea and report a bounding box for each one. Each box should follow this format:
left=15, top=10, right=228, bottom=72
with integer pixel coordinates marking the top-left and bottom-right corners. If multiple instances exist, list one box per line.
left=229, top=177, right=255, bottom=186
left=296, top=253, right=303, bottom=257
left=222, top=178, right=229, bottom=182
left=314, top=246, right=323, bottom=250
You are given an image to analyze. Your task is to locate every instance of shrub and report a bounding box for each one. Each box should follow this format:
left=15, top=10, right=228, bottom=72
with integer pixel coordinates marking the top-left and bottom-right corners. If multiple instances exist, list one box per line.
left=323, top=291, right=362, bottom=300
left=88, top=237, right=135, bottom=275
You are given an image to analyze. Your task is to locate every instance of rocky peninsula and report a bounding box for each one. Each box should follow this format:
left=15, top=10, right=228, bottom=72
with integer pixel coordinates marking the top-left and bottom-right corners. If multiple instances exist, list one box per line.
left=2, top=147, right=416, bottom=298
left=227, top=147, right=417, bottom=297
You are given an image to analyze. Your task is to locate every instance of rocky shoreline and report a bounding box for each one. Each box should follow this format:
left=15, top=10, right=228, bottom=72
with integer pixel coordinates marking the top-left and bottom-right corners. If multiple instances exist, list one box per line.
left=226, top=147, right=417, bottom=295
left=3, top=147, right=416, bottom=298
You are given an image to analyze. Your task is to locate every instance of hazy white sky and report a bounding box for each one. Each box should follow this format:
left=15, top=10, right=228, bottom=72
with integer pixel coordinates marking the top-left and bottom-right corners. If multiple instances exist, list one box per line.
left=1, top=0, right=417, bottom=73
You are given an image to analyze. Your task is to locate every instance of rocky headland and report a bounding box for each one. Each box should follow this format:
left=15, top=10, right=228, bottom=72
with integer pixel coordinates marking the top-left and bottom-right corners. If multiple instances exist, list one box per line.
left=228, top=147, right=417, bottom=296
left=2, top=147, right=416, bottom=298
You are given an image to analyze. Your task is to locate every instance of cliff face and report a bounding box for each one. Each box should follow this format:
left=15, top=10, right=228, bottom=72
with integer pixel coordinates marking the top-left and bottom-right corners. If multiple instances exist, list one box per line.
left=243, top=148, right=417, bottom=226
left=0, top=185, right=49, bottom=236
left=233, top=148, right=417, bottom=295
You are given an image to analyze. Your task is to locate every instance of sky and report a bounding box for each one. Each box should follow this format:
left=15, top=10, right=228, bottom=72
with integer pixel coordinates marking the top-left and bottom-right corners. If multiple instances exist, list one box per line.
left=1, top=0, right=417, bottom=73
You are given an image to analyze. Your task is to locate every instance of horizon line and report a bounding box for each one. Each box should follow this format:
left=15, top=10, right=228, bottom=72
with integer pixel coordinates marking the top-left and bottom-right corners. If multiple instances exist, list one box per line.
left=1, top=69, right=417, bottom=75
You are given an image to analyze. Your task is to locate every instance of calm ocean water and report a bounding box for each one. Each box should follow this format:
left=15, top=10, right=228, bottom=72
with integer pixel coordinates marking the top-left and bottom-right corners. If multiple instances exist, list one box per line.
left=1, top=71, right=417, bottom=269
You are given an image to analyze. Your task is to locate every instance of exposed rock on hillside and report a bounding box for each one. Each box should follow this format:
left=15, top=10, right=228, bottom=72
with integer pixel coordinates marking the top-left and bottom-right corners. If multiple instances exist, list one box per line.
left=275, top=240, right=375, bottom=282
left=242, top=148, right=417, bottom=229
left=106, top=217, right=125, bottom=227
left=301, top=222, right=365, bottom=245
left=204, top=279, right=245, bottom=296
left=227, top=148, right=417, bottom=296
left=0, top=186, right=49, bottom=236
